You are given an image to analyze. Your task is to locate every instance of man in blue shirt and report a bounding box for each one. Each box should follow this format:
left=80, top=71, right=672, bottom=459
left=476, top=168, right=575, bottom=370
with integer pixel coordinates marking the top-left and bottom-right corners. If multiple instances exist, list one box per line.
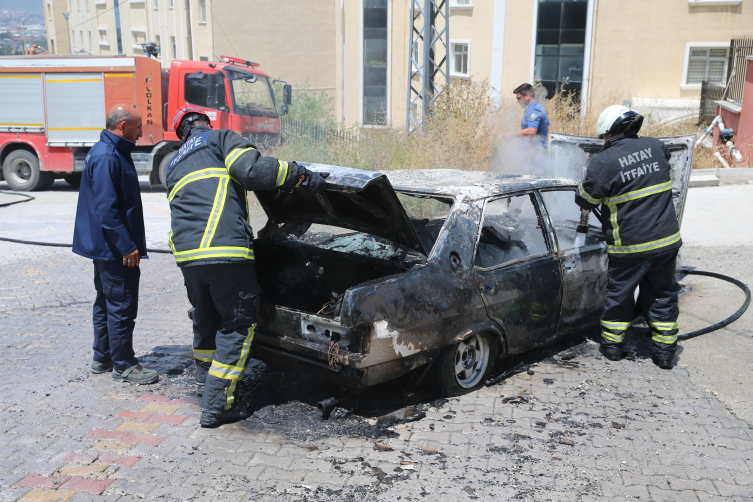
left=503, top=83, right=552, bottom=148
left=73, top=104, right=158, bottom=385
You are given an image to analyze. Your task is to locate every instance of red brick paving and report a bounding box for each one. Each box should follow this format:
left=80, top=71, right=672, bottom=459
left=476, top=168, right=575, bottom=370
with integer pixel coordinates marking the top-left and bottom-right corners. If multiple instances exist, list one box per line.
left=136, top=393, right=171, bottom=403
left=85, top=428, right=168, bottom=446
left=14, top=474, right=71, bottom=490
left=115, top=410, right=154, bottom=421
left=144, top=413, right=188, bottom=425
left=58, top=477, right=115, bottom=495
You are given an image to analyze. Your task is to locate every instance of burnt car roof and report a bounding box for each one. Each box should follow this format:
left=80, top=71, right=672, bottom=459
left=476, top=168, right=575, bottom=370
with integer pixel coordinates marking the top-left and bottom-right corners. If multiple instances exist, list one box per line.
left=385, top=169, right=576, bottom=200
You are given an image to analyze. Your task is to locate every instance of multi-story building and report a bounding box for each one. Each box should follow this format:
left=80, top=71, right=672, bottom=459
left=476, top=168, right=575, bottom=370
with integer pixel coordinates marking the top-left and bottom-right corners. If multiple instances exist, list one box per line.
left=45, top=0, right=752, bottom=124
left=210, top=0, right=752, bottom=126
left=44, top=0, right=214, bottom=69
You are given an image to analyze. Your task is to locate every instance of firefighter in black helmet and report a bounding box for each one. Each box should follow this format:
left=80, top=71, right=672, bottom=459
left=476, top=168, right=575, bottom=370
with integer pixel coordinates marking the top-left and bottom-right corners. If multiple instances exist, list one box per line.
left=167, top=106, right=328, bottom=427
left=575, top=105, right=681, bottom=370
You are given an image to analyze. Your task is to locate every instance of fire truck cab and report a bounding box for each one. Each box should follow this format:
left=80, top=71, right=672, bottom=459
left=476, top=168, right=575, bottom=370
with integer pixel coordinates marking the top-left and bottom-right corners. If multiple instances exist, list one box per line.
left=0, top=54, right=287, bottom=191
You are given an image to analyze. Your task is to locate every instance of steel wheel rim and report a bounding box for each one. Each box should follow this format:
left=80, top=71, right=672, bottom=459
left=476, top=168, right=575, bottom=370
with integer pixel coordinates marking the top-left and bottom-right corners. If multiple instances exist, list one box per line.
left=9, top=158, right=33, bottom=185
left=454, top=334, right=489, bottom=388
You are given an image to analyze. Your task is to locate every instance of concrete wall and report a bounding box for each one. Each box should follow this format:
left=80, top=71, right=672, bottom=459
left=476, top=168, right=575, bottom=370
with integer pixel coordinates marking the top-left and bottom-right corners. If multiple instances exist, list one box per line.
left=211, top=0, right=336, bottom=97
left=45, top=0, right=71, bottom=55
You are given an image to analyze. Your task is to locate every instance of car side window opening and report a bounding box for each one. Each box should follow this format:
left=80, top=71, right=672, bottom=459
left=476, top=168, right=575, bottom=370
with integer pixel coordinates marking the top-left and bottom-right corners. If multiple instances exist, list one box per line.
left=184, top=72, right=226, bottom=109
left=540, top=189, right=605, bottom=251
left=474, top=194, right=548, bottom=269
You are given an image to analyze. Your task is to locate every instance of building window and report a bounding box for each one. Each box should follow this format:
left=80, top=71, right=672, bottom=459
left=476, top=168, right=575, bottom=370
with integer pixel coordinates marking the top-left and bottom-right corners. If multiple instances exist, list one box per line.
left=156, top=35, right=161, bottom=55
left=98, top=27, right=109, bottom=45
left=363, top=0, right=388, bottom=125
left=154, top=0, right=159, bottom=8
left=200, top=56, right=208, bottom=61
left=171, top=36, right=177, bottom=58
left=51, top=39, right=55, bottom=53
left=451, top=41, right=470, bottom=77
left=113, top=0, right=124, bottom=54
left=169, top=0, right=174, bottom=8
left=47, top=4, right=51, bottom=17
left=685, top=46, right=728, bottom=85
left=534, top=0, right=588, bottom=98
left=200, top=0, right=207, bottom=22
left=450, top=0, right=472, bottom=8
left=131, top=29, right=147, bottom=49
left=89, top=31, right=93, bottom=50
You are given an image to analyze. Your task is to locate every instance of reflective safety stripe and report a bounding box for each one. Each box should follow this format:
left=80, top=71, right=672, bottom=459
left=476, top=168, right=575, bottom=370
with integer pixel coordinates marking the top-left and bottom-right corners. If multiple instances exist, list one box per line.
left=193, top=349, right=216, bottom=362
left=225, top=147, right=256, bottom=170
left=600, top=320, right=630, bottom=330
left=604, top=181, right=673, bottom=205
left=275, top=160, right=289, bottom=187
left=225, top=324, right=255, bottom=410
left=652, top=332, right=678, bottom=344
left=208, top=360, right=245, bottom=380
left=608, top=231, right=681, bottom=254
left=167, top=230, right=177, bottom=254
left=199, top=177, right=230, bottom=249
left=168, top=168, right=229, bottom=201
left=650, top=321, right=679, bottom=331
left=173, top=246, right=255, bottom=263
left=608, top=203, right=621, bottom=247
left=577, top=183, right=601, bottom=205
left=601, top=330, right=625, bottom=343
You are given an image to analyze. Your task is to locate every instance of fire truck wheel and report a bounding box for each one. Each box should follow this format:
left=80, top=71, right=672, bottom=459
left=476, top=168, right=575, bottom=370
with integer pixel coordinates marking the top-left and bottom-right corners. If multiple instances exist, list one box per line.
left=159, top=151, right=176, bottom=188
left=64, top=172, right=82, bottom=188
left=2, top=150, right=52, bottom=192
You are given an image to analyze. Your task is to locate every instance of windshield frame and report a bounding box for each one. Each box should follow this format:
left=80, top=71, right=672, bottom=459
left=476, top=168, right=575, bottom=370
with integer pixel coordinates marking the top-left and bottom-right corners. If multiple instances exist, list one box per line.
left=222, top=65, right=279, bottom=118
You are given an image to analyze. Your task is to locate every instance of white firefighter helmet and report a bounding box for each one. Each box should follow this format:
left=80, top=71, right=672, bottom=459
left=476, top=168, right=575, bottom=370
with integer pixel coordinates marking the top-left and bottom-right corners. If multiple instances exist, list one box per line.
left=595, top=105, right=644, bottom=139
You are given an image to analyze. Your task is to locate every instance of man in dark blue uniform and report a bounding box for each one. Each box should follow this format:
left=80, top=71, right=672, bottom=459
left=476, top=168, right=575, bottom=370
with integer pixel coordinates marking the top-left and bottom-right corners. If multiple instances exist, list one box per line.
left=73, top=104, right=158, bottom=385
left=503, top=83, right=551, bottom=148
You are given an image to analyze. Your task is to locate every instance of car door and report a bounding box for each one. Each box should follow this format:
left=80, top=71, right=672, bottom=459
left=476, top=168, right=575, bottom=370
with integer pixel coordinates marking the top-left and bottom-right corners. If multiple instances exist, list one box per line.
left=473, top=192, right=562, bottom=355
left=548, top=133, right=695, bottom=226
left=538, top=187, right=608, bottom=332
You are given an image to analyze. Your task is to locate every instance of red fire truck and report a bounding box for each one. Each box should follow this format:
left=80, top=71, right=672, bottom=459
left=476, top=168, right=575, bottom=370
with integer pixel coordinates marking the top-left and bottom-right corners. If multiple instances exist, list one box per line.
left=0, top=54, right=290, bottom=191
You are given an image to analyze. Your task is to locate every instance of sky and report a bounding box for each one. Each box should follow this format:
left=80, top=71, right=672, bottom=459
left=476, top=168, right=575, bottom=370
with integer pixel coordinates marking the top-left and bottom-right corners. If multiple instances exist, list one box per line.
left=0, top=0, right=43, bottom=13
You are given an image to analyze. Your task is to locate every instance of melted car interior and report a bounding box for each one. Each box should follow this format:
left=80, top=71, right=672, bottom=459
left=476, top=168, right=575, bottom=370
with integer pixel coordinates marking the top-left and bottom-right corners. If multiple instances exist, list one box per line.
left=539, top=189, right=606, bottom=250
left=254, top=193, right=454, bottom=316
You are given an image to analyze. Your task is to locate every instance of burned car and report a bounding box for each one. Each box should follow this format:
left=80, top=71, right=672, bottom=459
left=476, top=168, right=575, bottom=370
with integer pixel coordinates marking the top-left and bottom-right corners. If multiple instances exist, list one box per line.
left=252, top=134, right=694, bottom=396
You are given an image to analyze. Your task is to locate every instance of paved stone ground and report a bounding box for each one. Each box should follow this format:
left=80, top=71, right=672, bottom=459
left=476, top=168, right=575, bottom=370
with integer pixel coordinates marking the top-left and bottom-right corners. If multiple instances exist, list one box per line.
left=0, top=186, right=751, bottom=501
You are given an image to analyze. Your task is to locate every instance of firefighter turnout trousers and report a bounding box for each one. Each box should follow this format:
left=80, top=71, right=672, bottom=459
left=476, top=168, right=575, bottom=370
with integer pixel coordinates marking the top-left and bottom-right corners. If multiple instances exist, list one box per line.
left=181, top=262, right=261, bottom=412
left=600, top=250, right=680, bottom=359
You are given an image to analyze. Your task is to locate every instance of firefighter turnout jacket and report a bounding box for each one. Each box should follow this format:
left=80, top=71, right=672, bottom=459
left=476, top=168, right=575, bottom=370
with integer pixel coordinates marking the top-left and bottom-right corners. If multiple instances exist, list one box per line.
left=575, top=131, right=682, bottom=257
left=166, top=126, right=299, bottom=266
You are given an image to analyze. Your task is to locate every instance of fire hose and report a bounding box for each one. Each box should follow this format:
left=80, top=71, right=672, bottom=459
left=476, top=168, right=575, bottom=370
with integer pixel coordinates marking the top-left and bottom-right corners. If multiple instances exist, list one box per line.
left=0, top=190, right=750, bottom=338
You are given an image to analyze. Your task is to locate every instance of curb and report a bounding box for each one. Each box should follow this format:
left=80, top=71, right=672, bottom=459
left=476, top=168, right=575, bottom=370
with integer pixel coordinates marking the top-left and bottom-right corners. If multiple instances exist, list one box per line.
left=690, top=167, right=753, bottom=188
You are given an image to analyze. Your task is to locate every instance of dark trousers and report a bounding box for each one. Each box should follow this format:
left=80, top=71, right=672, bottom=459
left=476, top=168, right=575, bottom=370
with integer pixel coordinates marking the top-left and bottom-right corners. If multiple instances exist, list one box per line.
left=180, top=262, right=261, bottom=413
left=92, top=260, right=140, bottom=371
left=600, top=249, right=680, bottom=358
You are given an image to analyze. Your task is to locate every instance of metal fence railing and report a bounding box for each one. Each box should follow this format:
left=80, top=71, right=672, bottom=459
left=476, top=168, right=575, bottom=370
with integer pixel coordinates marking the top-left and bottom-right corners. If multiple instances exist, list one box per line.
left=699, top=80, right=725, bottom=126
left=726, top=36, right=753, bottom=103
left=281, top=117, right=357, bottom=145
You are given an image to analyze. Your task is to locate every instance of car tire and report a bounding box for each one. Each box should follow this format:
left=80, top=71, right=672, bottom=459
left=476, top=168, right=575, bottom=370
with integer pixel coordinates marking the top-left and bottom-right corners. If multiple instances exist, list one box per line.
left=64, top=172, right=82, bottom=188
left=2, top=150, right=52, bottom=191
left=436, top=332, right=498, bottom=397
left=159, top=151, right=176, bottom=188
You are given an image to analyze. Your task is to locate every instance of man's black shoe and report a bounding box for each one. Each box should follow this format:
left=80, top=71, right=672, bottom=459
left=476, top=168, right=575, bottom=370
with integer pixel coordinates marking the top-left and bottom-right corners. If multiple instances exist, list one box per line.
left=599, top=345, right=622, bottom=361
left=652, top=354, right=673, bottom=370
left=200, top=403, right=252, bottom=428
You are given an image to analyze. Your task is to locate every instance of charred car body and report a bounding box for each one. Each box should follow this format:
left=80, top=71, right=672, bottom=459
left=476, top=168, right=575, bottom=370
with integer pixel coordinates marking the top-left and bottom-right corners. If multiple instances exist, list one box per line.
left=252, top=134, right=694, bottom=395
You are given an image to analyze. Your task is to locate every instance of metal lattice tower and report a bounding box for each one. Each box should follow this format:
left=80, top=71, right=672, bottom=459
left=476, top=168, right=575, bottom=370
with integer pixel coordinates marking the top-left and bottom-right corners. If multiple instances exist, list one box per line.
left=406, top=0, right=449, bottom=132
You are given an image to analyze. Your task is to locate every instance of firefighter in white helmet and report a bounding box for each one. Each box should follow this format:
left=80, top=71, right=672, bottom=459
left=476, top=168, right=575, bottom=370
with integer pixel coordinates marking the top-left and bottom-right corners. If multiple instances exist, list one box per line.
left=575, top=105, right=682, bottom=369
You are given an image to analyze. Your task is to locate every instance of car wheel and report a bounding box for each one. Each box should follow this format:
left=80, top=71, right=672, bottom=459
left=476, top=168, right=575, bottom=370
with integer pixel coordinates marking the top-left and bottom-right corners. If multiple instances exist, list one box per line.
left=159, top=151, right=176, bottom=188
left=2, top=150, right=51, bottom=191
left=436, top=333, right=498, bottom=396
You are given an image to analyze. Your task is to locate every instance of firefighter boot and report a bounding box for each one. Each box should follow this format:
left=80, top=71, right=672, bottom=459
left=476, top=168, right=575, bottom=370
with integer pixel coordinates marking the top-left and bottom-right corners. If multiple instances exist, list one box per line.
left=599, top=343, right=623, bottom=361
left=651, top=343, right=676, bottom=370
left=200, top=402, right=252, bottom=428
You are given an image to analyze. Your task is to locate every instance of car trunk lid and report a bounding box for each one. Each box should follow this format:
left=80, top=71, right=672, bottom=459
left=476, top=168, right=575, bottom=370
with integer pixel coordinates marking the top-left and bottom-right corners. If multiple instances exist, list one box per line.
left=547, top=133, right=695, bottom=226
left=255, top=163, right=427, bottom=255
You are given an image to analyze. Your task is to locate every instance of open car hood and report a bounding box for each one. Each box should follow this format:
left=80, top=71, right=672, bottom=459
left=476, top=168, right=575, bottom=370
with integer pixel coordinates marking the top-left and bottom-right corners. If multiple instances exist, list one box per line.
left=547, top=133, right=695, bottom=226
left=255, top=163, right=427, bottom=255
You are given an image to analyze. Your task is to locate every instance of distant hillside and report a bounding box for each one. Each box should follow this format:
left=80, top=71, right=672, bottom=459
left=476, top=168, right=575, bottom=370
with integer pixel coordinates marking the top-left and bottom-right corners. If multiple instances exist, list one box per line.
left=0, top=0, right=42, bottom=13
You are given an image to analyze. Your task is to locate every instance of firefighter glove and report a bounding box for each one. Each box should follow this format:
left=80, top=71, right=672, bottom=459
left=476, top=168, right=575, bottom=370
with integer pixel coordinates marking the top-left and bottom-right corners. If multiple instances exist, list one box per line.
left=295, top=164, right=329, bottom=197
